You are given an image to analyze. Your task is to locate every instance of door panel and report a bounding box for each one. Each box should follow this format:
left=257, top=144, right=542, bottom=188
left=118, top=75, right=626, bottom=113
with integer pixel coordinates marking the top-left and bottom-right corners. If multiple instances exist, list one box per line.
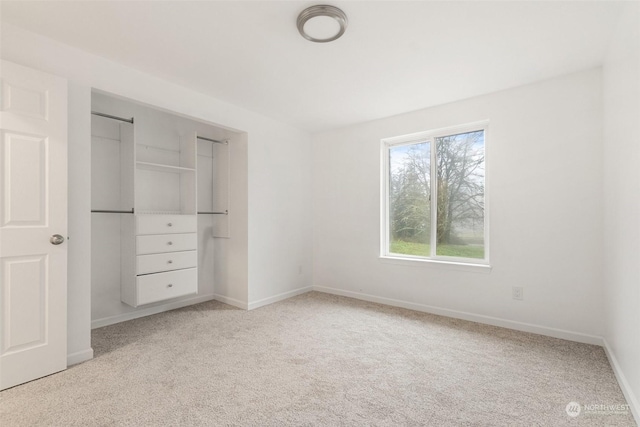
left=1, top=79, right=49, bottom=120
left=2, top=132, right=47, bottom=226
left=0, top=60, right=68, bottom=390
left=1, top=255, right=46, bottom=353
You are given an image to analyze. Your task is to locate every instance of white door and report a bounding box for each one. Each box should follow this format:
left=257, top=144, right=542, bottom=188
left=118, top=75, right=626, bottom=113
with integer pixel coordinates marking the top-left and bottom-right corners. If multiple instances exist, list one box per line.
left=0, top=60, right=68, bottom=390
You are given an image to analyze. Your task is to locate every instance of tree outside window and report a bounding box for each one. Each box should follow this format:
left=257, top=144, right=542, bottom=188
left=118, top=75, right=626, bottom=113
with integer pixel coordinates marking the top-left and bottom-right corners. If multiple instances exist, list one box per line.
left=385, top=126, right=486, bottom=262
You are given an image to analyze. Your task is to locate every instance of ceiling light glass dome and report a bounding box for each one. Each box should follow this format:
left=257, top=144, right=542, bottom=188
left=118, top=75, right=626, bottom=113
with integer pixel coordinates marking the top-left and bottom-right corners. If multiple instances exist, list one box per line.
left=297, top=5, right=348, bottom=43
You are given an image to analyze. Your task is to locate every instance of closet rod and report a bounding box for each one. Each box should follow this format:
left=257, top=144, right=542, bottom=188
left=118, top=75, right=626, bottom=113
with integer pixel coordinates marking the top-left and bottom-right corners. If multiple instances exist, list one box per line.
left=197, top=136, right=227, bottom=144
left=198, top=211, right=228, bottom=215
left=91, top=111, right=134, bottom=124
left=91, top=209, right=135, bottom=214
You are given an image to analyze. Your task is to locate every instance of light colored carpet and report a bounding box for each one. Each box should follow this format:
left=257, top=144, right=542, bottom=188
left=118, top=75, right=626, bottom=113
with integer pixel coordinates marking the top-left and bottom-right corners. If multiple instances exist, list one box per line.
left=0, top=291, right=635, bottom=426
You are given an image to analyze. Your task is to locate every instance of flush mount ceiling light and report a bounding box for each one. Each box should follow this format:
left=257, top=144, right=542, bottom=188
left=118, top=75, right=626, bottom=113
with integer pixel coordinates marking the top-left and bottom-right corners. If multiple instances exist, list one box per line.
left=297, top=5, right=348, bottom=43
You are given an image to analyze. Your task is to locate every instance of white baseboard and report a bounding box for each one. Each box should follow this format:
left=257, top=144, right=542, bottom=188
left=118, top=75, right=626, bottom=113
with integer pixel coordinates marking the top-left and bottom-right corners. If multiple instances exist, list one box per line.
left=67, top=348, right=94, bottom=366
left=312, top=285, right=603, bottom=346
left=248, top=286, right=313, bottom=310
left=603, top=339, right=639, bottom=424
left=91, top=294, right=216, bottom=329
left=213, top=293, right=248, bottom=310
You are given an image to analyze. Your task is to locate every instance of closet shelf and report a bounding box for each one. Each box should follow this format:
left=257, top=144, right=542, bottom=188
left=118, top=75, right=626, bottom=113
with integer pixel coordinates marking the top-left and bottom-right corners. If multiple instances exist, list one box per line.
left=136, top=210, right=185, bottom=215
left=136, top=161, right=195, bottom=174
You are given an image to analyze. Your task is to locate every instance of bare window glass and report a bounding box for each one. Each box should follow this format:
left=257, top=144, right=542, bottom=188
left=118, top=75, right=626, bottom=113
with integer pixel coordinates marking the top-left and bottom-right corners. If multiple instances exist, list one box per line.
left=435, top=130, right=485, bottom=259
left=389, top=142, right=431, bottom=257
left=385, top=127, right=486, bottom=262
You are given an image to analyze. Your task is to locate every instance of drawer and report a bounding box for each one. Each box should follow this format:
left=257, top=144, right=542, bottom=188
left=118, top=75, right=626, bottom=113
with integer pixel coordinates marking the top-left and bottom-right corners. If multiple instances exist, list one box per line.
left=137, top=250, right=197, bottom=275
left=137, top=268, right=197, bottom=306
left=136, top=215, right=197, bottom=235
left=136, top=233, right=197, bottom=255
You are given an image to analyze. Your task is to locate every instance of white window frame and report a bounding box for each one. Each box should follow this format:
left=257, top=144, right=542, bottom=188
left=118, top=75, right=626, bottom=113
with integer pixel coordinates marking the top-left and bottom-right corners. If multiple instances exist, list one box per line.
left=381, top=120, right=490, bottom=267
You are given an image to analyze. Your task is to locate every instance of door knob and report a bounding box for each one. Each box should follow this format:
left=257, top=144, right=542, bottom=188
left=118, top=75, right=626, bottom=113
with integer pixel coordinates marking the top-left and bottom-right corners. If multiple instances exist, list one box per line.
left=50, top=234, right=65, bottom=245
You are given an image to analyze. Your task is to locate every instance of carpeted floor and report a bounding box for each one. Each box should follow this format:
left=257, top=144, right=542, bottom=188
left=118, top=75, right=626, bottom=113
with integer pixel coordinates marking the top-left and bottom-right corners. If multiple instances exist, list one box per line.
left=0, top=292, right=635, bottom=426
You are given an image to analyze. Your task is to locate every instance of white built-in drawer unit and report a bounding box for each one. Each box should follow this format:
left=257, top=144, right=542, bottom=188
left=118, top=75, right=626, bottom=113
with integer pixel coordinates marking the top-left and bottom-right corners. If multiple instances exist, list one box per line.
left=121, top=214, right=198, bottom=307
left=137, top=250, right=197, bottom=275
left=136, top=214, right=197, bottom=235
left=137, top=268, right=198, bottom=306
left=136, top=233, right=197, bottom=255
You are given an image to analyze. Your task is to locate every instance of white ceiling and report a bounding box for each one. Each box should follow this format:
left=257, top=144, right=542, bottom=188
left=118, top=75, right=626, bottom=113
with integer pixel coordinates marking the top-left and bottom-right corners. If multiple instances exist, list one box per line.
left=0, top=1, right=624, bottom=132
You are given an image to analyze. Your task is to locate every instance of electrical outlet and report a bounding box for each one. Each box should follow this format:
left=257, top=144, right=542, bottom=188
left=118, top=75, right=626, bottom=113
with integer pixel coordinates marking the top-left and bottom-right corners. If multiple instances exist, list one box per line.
left=512, top=286, right=524, bottom=300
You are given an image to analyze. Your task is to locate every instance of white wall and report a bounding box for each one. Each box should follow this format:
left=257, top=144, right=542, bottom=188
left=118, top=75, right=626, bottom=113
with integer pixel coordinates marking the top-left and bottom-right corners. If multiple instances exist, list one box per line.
left=0, top=23, right=313, bottom=362
left=603, top=2, right=640, bottom=419
left=312, top=68, right=604, bottom=343
left=66, top=82, right=93, bottom=364
left=247, top=124, right=313, bottom=308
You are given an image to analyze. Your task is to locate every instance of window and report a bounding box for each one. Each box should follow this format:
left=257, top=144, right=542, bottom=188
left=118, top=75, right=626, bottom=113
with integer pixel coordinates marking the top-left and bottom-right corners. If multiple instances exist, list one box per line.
left=382, top=122, right=488, bottom=265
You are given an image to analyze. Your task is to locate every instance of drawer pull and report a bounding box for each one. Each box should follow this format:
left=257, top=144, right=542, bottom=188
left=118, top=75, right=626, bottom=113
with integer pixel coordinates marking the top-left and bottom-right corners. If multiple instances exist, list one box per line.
left=168, top=241, right=173, bottom=245
left=168, top=284, right=173, bottom=288
left=168, top=223, right=173, bottom=227
left=168, top=260, right=173, bottom=264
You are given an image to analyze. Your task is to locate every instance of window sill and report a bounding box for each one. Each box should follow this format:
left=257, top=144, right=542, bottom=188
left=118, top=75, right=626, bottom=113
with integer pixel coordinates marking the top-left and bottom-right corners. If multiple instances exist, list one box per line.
left=379, top=255, right=492, bottom=273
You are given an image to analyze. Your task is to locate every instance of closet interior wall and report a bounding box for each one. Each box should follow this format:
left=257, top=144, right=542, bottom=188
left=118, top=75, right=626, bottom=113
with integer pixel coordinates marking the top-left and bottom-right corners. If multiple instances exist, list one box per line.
left=90, top=91, right=236, bottom=326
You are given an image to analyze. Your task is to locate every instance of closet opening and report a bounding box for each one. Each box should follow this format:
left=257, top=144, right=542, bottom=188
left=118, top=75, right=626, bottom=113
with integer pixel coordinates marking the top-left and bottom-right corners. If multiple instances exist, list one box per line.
left=90, top=90, right=240, bottom=328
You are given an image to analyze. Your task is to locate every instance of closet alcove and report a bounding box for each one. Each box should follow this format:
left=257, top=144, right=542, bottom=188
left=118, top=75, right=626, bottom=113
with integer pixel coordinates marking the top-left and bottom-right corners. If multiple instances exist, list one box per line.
left=91, top=91, right=237, bottom=326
